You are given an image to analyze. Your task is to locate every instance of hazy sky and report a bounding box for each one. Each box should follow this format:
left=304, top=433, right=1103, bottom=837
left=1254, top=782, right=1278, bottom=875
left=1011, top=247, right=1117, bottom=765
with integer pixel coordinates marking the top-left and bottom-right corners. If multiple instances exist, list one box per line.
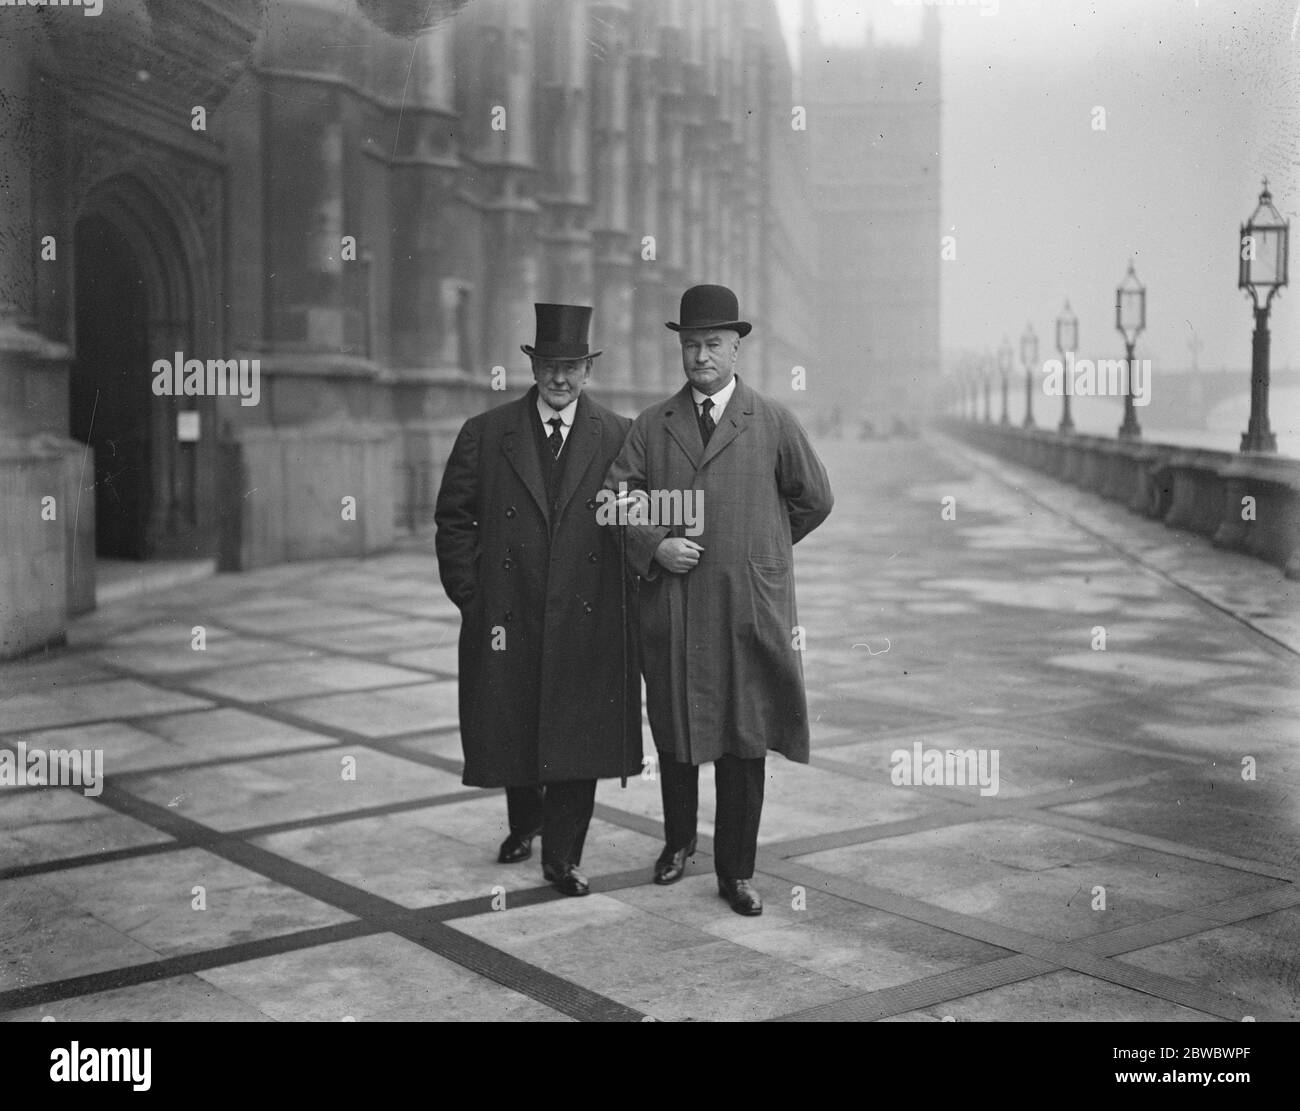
left=774, top=0, right=1300, bottom=374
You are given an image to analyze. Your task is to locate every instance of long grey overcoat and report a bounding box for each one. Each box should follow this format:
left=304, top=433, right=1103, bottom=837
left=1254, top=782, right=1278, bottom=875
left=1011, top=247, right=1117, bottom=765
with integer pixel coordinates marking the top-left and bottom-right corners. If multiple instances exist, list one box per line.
left=603, top=376, right=833, bottom=766
left=434, top=388, right=643, bottom=788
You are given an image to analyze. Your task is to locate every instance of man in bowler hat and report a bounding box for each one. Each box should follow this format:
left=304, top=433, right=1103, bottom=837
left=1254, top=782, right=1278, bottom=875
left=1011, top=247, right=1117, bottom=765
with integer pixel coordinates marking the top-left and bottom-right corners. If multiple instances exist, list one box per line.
left=435, top=304, right=642, bottom=895
left=604, top=285, right=833, bottom=915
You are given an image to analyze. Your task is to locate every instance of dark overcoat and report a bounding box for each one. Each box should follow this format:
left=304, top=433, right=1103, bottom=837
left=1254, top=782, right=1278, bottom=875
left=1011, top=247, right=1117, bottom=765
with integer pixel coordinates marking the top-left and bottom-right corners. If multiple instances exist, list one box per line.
left=434, top=388, right=642, bottom=788
left=603, top=376, right=833, bottom=766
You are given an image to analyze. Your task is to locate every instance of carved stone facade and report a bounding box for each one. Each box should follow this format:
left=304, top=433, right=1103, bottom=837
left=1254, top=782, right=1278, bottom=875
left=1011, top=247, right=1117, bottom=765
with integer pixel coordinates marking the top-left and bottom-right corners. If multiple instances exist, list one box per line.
left=801, top=5, right=942, bottom=434
left=0, top=0, right=826, bottom=659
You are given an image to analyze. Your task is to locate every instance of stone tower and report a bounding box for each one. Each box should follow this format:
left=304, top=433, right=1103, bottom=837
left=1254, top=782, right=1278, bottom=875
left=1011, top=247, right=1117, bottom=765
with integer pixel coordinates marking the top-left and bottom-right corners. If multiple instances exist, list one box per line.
left=801, top=2, right=941, bottom=433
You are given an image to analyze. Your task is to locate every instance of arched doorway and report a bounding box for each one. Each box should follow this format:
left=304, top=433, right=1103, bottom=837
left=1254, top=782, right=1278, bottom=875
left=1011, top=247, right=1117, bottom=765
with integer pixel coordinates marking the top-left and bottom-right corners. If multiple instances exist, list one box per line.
left=71, top=173, right=217, bottom=561
left=72, top=214, right=151, bottom=558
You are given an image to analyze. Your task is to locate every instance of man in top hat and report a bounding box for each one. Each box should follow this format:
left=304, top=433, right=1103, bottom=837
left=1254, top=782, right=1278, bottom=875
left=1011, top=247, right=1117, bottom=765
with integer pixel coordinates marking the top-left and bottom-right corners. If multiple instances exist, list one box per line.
left=435, top=304, right=642, bottom=895
left=603, top=284, right=833, bottom=915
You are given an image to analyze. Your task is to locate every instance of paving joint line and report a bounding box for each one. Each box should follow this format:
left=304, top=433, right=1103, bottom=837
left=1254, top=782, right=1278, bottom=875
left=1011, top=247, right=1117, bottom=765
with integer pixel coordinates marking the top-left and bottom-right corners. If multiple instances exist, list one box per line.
left=933, top=432, right=1299, bottom=660
left=0, top=783, right=646, bottom=1022
left=759, top=855, right=1295, bottom=1022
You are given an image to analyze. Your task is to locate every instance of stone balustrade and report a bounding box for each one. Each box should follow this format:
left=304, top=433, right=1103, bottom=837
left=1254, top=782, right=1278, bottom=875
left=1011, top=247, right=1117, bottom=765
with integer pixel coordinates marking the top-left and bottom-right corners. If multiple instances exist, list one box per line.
left=941, top=419, right=1300, bottom=579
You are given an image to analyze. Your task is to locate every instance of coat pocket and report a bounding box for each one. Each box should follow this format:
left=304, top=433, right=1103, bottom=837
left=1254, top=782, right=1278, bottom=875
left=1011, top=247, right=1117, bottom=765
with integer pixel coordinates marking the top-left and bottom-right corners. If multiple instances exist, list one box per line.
left=747, top=555, right=791, bottom=630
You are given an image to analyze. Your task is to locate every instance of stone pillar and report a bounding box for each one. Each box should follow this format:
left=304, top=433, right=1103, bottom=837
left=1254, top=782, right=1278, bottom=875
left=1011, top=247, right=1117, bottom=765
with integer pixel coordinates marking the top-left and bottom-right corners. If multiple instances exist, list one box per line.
left=590, top=0, right=633, bottom=393
left=535, top=0, right=593, bottom=306
left=628, top=0, right=662, bottom=401
left=371, top=14, right=477, bottom=532
left=657, top=2, right=688, bottom=394
left=681, top=4, right=707, bottom=286
left=0, top=21, right=82, bottom=657
left=386, top=18, right=465, bottom=374
left=462, top=0, right=540, bottom=391
left=263, top=79, right=353, bottom=357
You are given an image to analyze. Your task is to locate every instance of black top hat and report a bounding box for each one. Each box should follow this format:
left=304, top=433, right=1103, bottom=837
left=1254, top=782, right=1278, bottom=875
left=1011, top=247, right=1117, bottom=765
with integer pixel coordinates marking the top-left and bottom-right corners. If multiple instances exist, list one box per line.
left=665, top=284, right=752, bottom=338
left=521, top=303, right=602, bottom=361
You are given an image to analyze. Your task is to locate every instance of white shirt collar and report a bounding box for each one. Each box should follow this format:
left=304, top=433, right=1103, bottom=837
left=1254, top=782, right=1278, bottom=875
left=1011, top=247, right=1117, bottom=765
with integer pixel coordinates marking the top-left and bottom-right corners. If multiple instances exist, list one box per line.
left=536, top=394, right=577, bottom=427
left=691, top=374, right=737, bottom=419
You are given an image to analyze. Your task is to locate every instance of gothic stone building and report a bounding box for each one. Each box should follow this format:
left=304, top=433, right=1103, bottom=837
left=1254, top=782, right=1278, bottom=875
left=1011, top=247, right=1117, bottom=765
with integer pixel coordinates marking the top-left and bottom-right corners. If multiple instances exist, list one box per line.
left=0, top=0, right=873, bottom=660
left=801, top=3, right=941, bottom=435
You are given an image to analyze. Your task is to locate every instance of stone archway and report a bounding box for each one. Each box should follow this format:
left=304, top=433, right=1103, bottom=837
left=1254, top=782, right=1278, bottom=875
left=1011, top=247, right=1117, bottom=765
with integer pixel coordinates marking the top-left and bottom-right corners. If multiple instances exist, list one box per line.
left=71, top=169, right=218, bottom=560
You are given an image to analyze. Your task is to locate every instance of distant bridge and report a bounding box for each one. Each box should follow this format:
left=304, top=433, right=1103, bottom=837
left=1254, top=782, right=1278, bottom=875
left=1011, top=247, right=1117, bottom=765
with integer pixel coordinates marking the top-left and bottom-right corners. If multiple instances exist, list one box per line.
left=1142, top=368, right=1300, bottom=429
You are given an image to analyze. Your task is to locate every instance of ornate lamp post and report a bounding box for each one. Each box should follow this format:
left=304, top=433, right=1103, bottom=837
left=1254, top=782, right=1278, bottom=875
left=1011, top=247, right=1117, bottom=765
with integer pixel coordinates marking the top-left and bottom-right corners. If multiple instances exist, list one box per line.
left=1020, top=322, right=1039, bottom=428
left=1238, top=179, right=1289, bottom=452
left=1055, top=300, right=1078, bottom=434
left=982, top=354, right=993, bottom=422
left=1115, top=259, right=1145, bottom=441
left=997, top=336, right=1013, bottom=424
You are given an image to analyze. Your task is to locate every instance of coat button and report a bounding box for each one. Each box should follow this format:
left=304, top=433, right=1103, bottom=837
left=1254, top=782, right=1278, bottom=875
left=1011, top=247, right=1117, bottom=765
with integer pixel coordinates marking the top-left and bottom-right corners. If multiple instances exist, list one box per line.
left=583, top=603, right=594, bottom=615
left=505, top=506, right=516, bottom=518
left=504, top=609, right=513, bottom=622
left=587, top=551, right=598, bottom=563
left=586, top=497, right=598, bottom=510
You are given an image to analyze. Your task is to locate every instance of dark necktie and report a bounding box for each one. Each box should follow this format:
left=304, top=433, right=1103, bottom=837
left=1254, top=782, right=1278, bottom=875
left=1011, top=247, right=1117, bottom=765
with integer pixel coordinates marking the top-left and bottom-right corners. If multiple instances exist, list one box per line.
left=698, top=398, right=716, bottom=446
left=546, top=417, right=564, bottom=458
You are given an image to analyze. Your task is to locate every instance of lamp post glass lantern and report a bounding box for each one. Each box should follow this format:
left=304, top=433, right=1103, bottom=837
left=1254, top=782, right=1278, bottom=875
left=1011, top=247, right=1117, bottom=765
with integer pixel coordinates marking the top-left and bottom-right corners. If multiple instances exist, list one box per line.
left=1116, top=260, right=1145, bottom=441
left=1021, top=322, right=1038, bottom=428
left=1238, top=179, right=1289, bottom=453
left=1055, top=300, right=1077, bottom=433
left=998, top=336, right=1013, bottom=424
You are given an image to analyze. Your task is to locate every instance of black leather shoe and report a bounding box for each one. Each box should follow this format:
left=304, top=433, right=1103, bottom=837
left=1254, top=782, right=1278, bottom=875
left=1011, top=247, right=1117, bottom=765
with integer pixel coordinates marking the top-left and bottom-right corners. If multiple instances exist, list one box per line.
left=653, top=838, right=697, bottom=885
left=717, top=878, right=763, bottom=916
left=542, top=862, right=590, bottom=897
left=498, top=828, right=541, bottom=864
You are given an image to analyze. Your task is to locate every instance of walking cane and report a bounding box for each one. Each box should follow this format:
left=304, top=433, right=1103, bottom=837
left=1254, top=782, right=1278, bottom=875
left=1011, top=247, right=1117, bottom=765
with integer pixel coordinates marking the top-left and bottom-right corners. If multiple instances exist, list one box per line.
left=618, top=524, right=630, bottom=788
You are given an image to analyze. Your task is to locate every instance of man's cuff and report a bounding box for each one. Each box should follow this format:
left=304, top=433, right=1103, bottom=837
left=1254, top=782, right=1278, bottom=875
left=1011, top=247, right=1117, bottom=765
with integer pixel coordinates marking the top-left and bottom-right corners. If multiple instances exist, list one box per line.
left=627, top=525, right=669, bottom=579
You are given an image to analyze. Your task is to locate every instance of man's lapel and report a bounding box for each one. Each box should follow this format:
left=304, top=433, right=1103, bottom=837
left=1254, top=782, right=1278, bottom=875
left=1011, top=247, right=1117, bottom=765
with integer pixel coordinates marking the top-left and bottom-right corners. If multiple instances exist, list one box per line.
left=501, top=387, right=549, bottom=523
left=662, top=384, right=702, bottom=469
left=699, top=375, right=752, bottom=468
left=553, top=393, right=601, bottom=521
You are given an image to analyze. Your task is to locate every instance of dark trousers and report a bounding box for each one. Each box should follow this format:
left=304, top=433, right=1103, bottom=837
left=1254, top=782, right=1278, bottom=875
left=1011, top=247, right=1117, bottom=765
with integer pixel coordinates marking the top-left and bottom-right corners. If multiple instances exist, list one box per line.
left=659, top=753, right=766, bottom=880
left=505, top=780, right=597, bottom=868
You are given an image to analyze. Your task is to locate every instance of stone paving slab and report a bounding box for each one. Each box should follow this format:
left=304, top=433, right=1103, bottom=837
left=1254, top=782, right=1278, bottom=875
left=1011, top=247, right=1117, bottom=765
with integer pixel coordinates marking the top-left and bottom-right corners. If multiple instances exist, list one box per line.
left=0, top=434, right=1296, bottom=1021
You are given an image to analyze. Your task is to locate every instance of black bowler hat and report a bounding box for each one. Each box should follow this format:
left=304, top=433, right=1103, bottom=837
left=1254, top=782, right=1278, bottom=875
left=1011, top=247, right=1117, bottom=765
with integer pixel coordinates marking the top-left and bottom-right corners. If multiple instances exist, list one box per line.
left=521, top=303, right=602, bottom=361
left=665, top=284, right=752, bottom=338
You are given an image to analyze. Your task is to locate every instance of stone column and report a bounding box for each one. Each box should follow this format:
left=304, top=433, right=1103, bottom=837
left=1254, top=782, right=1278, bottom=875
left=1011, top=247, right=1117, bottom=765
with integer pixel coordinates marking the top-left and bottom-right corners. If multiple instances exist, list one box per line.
left=590, top=0, right=633, bottom=394
left=463, top=0, right=540, bottom=391
left=0, top=21, right=79, bottom=656
left=262, top=78, right=350, bottom=357
left=628, top=0, right=662, bottom=401
left=656, top=2, right=688, bottom=394
left=386, top=18, right=465, bottom=376
left=738, top=1, right=765, bottom=388
left=535, top=0, right=593, bottom=306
